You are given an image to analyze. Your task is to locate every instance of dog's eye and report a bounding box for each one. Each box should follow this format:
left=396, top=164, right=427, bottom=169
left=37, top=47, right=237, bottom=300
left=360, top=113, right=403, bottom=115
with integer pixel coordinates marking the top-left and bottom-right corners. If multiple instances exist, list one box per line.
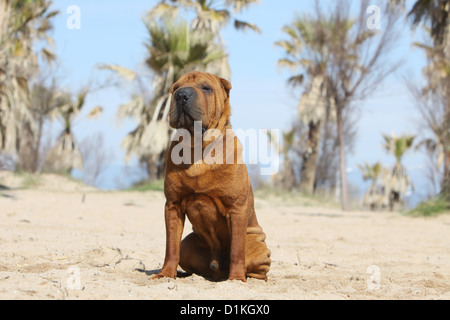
left=202, top=85, right=212, bottom=92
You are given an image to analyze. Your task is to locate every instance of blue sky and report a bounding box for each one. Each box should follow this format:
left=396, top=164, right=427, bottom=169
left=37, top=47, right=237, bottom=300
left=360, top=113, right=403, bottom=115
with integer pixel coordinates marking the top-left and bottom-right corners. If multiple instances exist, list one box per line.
left=46, top=0, right=432, bottom=202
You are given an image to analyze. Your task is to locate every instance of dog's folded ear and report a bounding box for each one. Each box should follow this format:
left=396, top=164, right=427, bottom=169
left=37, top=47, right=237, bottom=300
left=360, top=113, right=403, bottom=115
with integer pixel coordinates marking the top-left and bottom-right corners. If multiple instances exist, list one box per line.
left=219, top=77, right=232, bottom=98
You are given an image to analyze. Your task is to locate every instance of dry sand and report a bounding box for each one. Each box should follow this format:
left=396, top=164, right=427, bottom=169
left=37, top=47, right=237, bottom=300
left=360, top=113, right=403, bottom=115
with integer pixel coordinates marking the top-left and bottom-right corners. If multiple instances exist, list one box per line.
left=0, top=171, right=449, bottom=300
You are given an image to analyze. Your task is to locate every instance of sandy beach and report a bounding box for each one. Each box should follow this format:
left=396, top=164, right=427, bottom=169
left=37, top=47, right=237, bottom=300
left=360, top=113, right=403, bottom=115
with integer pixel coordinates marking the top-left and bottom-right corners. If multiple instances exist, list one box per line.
left=0, top=172, right=449, bottom=300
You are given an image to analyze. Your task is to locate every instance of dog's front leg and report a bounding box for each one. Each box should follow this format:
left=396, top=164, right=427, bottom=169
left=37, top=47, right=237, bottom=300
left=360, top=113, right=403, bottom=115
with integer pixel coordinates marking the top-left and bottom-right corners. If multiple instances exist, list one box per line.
left=152, top=201, right=185, bottom=279
left=228, top=205, right=247, bottom=282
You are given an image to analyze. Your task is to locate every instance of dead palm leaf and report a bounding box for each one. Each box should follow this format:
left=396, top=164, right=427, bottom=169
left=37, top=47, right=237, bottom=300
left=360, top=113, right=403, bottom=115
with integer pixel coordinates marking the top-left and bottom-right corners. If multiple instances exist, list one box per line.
left=226, top=0, right=261, bottom=14
left=0, top=0, right=57, bottom=155
left=98, top=64, right=137, bottom=81
left=88, top=106, right=103, bottom=119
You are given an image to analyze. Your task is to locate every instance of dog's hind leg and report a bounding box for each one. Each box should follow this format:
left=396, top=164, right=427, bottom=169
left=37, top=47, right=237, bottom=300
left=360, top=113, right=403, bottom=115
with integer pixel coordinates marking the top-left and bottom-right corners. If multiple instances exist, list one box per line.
left=179, top=233, right=228, bottom=281
left=245, top=227, right=271, bottom=281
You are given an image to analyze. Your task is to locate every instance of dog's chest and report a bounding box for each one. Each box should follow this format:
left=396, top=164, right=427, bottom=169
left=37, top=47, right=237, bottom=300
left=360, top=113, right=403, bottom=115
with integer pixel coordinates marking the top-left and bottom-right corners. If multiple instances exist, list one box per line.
left=184, top=163, right=211, bottom=178
left=178, top=165, right=229, bottom=193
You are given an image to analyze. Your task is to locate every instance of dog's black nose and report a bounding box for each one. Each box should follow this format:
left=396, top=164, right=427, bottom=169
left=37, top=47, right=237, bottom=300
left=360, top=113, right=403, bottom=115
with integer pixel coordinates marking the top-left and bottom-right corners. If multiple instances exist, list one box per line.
left=175, top=87, right=194, bottom=105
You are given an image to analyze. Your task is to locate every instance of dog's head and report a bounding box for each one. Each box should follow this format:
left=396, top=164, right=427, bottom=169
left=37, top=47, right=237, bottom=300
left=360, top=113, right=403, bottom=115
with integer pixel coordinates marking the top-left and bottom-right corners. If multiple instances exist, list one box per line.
left=169, top=71, right=232, bottom=133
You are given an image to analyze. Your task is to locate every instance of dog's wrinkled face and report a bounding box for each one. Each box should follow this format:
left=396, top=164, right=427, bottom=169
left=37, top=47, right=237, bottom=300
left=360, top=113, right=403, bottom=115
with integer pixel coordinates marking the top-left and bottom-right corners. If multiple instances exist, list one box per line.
left=169, top=72, right=231, bottom=133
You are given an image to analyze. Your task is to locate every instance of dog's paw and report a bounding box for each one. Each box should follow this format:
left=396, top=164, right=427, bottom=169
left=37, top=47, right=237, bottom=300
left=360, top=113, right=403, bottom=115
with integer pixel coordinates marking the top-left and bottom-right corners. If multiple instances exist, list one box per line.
left=228, top=273, right=247, bottom=282
left=151, top=271, right=176, bottom=280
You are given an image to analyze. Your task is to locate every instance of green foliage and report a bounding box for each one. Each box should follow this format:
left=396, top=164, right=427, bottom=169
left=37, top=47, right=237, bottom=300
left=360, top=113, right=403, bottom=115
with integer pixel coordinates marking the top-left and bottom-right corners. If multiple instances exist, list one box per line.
left=144, top=17, right=225, bottom=82
left=408, top=196, right=450, bottom=217
left=382, top=133, right=416, bottom=162
left=13, top=170, right=41, bottom=188
left=358, top=162, right=383, bottom=182
left=127, top=179, right=165, bottom=192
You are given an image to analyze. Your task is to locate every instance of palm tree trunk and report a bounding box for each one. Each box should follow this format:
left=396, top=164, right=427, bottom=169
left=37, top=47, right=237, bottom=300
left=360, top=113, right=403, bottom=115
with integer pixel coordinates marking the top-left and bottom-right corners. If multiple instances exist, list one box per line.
left=299, top=120, right=321, bottom=194
left=32, top=114, right=44, bottom=172
left=280, top=158, right=296, bottom=191
left=441, top=18, right=450, bottom=201
left=441, top=152, right=450, bottom=200
left=441, top=85, right=450, bottom=200
left=337, top=105, right=349, bottom=211
left=0, top=1, right=8, bottom=42
left=145, top=155, right=158, bottom=182
left=157, top=149, right=166, bottom=180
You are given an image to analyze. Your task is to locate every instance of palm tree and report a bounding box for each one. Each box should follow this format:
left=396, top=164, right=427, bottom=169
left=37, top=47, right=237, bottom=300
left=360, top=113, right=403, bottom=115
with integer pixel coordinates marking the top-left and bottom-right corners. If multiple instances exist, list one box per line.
left=407, top=0, right=449, bottom=45
left=102, top=18, right=226, bottom=180
left=315, top=0, right=401, bottom=211
left=410, top=0, right=450, bottom=199
left=148, top=0, right=261, bottom=80
left=275, top=14, right=337, bottom=194
left=268, top=129, right=296, bottom=190
left=391, top=0, right=450, bottom=199
left=0, top=0, right=58, bottom=155
left=149, top=0, right=261, bottom=35
left=404, top=0, right=450, bottom=105
left=17, top=81, right=60, bottom=172
left=358, top=162, right=390, bottom=210
left=43, top=89, right=102, bottom=174
left=382, top=133, right=416, bottom=211
left=389, top=0, right=449, bottom=43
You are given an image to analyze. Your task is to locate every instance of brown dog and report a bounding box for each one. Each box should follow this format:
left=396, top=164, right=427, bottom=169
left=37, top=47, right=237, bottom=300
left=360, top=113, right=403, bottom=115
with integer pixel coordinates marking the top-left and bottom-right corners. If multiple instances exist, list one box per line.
left=152, top=71, right=270, bottom=282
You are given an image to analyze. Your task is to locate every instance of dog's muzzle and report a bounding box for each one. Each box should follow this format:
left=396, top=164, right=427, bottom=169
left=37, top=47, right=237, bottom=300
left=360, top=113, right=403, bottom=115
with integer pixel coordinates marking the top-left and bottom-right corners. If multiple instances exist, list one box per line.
left=175, top=87, right=195, bottom=108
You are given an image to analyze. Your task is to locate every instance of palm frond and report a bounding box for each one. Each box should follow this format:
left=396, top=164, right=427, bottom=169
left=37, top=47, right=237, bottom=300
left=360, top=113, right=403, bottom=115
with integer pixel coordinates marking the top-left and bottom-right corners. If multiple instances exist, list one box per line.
left=226, top=0, right=261, bottom=14
left=88, top=106, right=103, bottom=119
left=276, top=58, right=298, bottom=71
left=234, top=19, right=261, bottom=33
left=146, top=2, right=179, bottom=19
left=382, top=133, right=416, bottom=162
left=287, top=74, right=305, bottom=86
left=97, top=64, right=137, bottom=81
left=116, top=95, right=146, bottom=123
left=274, top=40, right=299, bottom=56
left=40, top=47, right=56, bottom=64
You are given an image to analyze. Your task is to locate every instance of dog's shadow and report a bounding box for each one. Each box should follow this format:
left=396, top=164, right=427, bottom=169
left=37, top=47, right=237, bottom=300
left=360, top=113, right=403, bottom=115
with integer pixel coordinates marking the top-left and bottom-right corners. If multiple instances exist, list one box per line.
left=135, top=268, right=228, bottom=282
left=135, top=268, right=192, bottom=278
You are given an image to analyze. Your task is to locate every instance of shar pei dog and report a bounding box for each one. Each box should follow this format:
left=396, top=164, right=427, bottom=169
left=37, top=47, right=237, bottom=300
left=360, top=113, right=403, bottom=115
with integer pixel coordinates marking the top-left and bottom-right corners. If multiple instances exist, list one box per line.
left=152, top=71, right=271, bottom=282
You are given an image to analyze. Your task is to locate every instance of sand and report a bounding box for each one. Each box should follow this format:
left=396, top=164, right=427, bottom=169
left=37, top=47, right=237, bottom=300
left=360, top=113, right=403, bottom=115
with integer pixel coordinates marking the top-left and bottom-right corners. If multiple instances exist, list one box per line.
left=0, top=171, right=449, bottom=300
